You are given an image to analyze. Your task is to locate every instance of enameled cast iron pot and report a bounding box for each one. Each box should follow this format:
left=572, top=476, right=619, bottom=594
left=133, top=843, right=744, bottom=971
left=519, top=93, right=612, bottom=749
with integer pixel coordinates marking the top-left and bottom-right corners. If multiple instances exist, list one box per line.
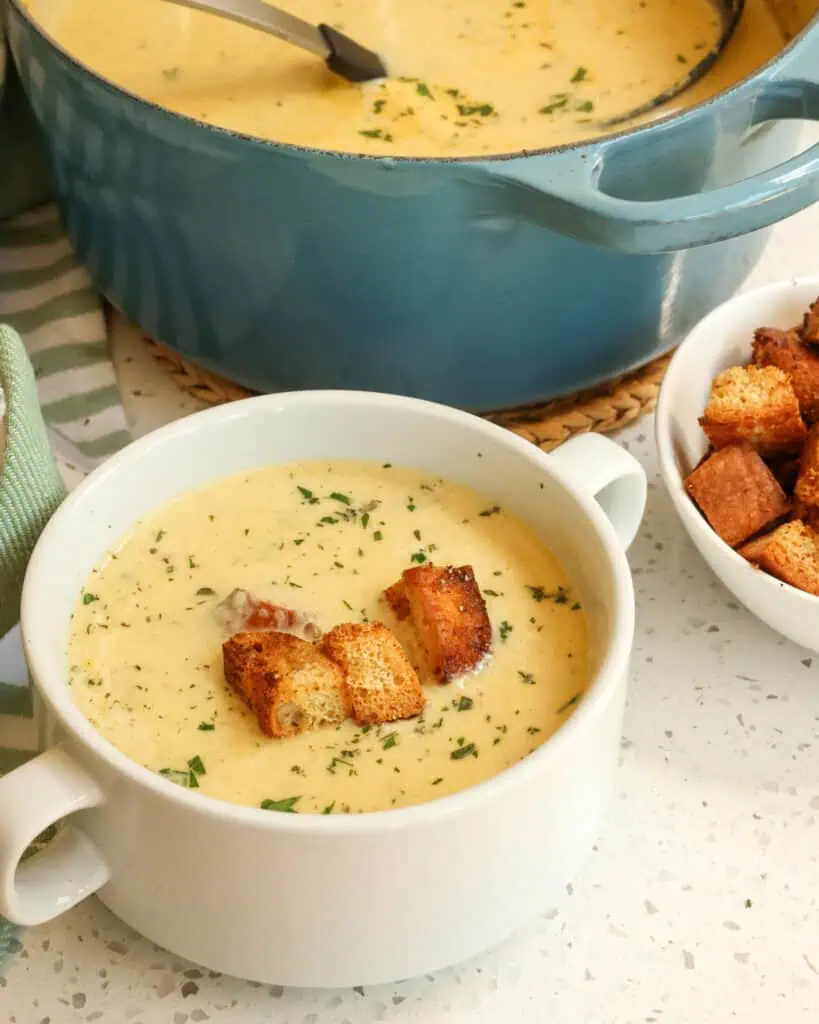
left=3, top=1, right=819, bottom=408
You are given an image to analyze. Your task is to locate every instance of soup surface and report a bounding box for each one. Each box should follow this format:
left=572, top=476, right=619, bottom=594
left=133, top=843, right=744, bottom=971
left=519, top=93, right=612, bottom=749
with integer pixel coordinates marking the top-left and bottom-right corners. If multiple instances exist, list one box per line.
left=26, top=0, right=785, bottom=156
left=67, top=460, right=590, bottom=814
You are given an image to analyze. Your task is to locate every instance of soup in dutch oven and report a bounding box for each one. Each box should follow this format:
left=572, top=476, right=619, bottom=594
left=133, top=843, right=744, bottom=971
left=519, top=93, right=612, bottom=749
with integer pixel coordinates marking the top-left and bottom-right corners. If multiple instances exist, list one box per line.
left=67, top=460, right=590, bottom=814
left=27, top=0, right=785, bottom=155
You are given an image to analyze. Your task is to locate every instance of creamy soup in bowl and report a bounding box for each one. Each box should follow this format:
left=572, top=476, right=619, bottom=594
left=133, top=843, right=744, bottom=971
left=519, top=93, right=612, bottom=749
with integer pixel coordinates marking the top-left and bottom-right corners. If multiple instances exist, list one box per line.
left=68, top=459, right=590, bottom=814
left=1, top=390, right=644, bottom=986
left=24, top=0, right=786, bottom=156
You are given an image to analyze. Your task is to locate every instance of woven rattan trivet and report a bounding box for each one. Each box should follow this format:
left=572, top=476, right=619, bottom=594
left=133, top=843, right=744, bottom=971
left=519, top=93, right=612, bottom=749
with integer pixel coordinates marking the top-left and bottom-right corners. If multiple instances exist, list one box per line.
left=145, top=336, right=671, bottom=452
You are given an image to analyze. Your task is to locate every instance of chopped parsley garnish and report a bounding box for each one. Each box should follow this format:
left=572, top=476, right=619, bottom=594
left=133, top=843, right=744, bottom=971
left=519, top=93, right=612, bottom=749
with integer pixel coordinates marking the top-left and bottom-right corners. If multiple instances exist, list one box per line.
left=570, top=66, right=588, bottom=82
left=359, top=128, right=394, bottom=141
left=82, top=593, right=99, bottom=605
left=416, top=82, right=434, bottom=99
left=373, top=99, right=386, bottom=113
left=382, top=732, right=399, bottom=750
left=196, top=587, right=216, bottom=596
left=320, top=516, right=338, bottom=525
left=410, top=551, right=427, bottom=564
left=479, top=505, right=501, bottom=517
left=457, top=103, right=494, bottom=117
left=576, top=100, right=594, bottom=113
left=155, top=529, right=166, bottom=542
left=260, top=796, right=300, bottom=812
left=323, top=802, right=336, bottom=815
left=499, top=620, right=513, bottom=642
left=188, top=556, right=198, bottom=569
left=361, top=512, right=370, bottom=529
left=557, top=692, right=581, bottom=714
left=432, top=777, right=444, bottom=785
left=198, top=721, right=215, bottom=731
left=298, top=486, right=319, bottom=504
left=483, top=589, right=500, bottom=597
left=373, top=530, right=383, bottom=541
left=518, top=671, right=536, bottom=685
left=451, top=742, right=477, bottom=760
left=540, top=96, right=568, bottom=115
left=407, top=498, right=416, bottom=511
left=457, top=696, right=474, bottom=711
left=159, top=767, right=198, bottom=788
left=526, top=585, right=547, bottom=601
left=187, top=755, right=206, bottom=776
left=329, top=492, right=351, bottom=505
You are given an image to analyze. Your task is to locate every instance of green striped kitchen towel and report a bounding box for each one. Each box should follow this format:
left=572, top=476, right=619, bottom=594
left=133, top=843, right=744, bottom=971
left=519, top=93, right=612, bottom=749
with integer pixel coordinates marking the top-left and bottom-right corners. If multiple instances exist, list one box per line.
left=0, top=204, right=131, bottom=462
left=0, top=202, right=131, bottom=965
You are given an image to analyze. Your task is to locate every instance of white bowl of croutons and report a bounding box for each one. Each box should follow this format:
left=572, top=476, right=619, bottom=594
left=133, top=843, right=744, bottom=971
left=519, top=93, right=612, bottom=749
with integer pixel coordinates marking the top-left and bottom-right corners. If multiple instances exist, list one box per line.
left=656, top=278, right=819, bottom=651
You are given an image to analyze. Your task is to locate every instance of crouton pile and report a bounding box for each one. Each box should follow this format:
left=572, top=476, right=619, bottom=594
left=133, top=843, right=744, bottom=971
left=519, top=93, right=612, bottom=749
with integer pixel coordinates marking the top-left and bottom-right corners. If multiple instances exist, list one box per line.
left=222, top=564, right=493, bottom=739
left=686, top=297, right=819, bottom=596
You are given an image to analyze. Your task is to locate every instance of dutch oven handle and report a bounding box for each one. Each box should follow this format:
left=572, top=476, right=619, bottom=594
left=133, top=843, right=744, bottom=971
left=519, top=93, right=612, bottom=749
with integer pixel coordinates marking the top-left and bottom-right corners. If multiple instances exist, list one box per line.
left=470, top=33, right=819, bottom=254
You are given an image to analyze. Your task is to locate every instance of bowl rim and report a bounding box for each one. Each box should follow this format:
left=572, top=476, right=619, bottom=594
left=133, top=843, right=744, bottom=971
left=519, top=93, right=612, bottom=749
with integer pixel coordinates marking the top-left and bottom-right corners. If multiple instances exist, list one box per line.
left=22, top=388, right=636, bottom=834
left=655, top=274, right=819, bottom=608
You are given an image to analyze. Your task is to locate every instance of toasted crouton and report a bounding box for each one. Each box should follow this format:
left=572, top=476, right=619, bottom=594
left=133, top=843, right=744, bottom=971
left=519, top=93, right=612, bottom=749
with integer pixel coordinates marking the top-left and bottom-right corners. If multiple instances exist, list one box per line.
left=385, top=564, right=492, bottom=683
left=737, top=531, right=775, bottom=564
left=795, top=424, right=819, bottom=509
left=320, top=622, right=425, bottom=725
left=685, top=445, right=790, bottom=547
left=222, top=631, right=348, bottom=738
left=699, top=365, right=806, bottom=455
left=755, top=519, right=819, bottom=596
left=751, top=327, right=819, bottom=424
left=801, top=297, right=819, bottom=346
left=383, top=580, right=410, bottom=621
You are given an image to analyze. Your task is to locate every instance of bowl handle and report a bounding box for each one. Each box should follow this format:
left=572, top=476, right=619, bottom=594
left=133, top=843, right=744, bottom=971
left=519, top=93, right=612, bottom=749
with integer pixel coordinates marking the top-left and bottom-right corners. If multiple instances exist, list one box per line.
left=549, top=433, right=647, bottom=551
left=0, top=743, right=109, bottom=926
left=0, top=324, right=67, bottom=640
left=468, top=36, right=819, bottom=254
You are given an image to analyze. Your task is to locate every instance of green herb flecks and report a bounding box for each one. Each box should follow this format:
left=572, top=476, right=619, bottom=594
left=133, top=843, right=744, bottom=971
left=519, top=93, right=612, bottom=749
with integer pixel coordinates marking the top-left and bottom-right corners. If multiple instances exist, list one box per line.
left=451, top=742, right=477, bottom=760
left=329, top=492, right=351, bottom=505
left=416, top=82, right=435, bottom=99
left=499, top=620, right=513, bottom=642
left=479, top=505, right=501, bottom=517
left=570, top=66, right=588, bottom=82
left=82, top=593, right=99, bottom=605
left=457, top=696, right=474, bottom=711
left=187, top=755, right=206, bottom=776
left=198, top=721, right=216, bottom=731
left=196, top=587, right=216, bottom=596
left=298, top=486, right=320, bottom=505
left=557, top=692, right=581, bottom=714
left=382, top=732, right=399, bottom=750
left=260, top=796, right=300, bottom=812
left=518, top=671, right=536, bottom=685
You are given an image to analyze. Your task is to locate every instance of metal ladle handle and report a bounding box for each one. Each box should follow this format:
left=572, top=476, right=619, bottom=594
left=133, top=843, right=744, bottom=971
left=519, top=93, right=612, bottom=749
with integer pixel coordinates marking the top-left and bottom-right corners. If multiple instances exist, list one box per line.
left=161, top=0, right=387, bottom=81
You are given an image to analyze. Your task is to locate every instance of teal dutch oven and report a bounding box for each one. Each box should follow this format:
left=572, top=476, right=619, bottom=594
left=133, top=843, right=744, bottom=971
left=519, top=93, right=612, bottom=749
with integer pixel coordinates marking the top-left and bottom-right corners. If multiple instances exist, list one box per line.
left=3, top=0, right=819, bottom=408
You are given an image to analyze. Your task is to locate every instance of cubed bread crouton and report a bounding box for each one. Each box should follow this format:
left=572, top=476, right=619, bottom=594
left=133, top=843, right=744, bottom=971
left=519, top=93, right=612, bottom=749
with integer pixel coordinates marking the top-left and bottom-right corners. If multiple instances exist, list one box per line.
left=383, top=581, right=410, bottom=621
left=801, top=297, right=819, bottom=346
left=737, top=531, right=776, bottom=565
left=699, top=365, right=806, bottom=455
left=755, top=519, right=819, bottom=596
left=320, top=622, right=425, bottom=725
left=752, top=327, right=819, bottom=424
left=685, top=445, right=790, bottom=547
left=222, top=630, right=348, bottom=738
left=795, top=423, right=819, bottom=509
left=384, top=565, right=492, bottom=682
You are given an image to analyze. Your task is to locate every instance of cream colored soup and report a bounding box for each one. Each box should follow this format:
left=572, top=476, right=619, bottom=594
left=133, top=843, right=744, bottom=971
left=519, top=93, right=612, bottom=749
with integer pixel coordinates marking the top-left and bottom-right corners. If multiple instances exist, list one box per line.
left=67, top=460, right=590, bottom=814
left=27, top=0, right=785, bottom=156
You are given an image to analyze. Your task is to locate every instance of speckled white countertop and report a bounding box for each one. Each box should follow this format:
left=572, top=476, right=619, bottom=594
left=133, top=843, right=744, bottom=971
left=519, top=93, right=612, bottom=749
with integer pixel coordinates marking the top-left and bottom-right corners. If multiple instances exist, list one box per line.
left=5, top=154, right=819, bottom=1023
